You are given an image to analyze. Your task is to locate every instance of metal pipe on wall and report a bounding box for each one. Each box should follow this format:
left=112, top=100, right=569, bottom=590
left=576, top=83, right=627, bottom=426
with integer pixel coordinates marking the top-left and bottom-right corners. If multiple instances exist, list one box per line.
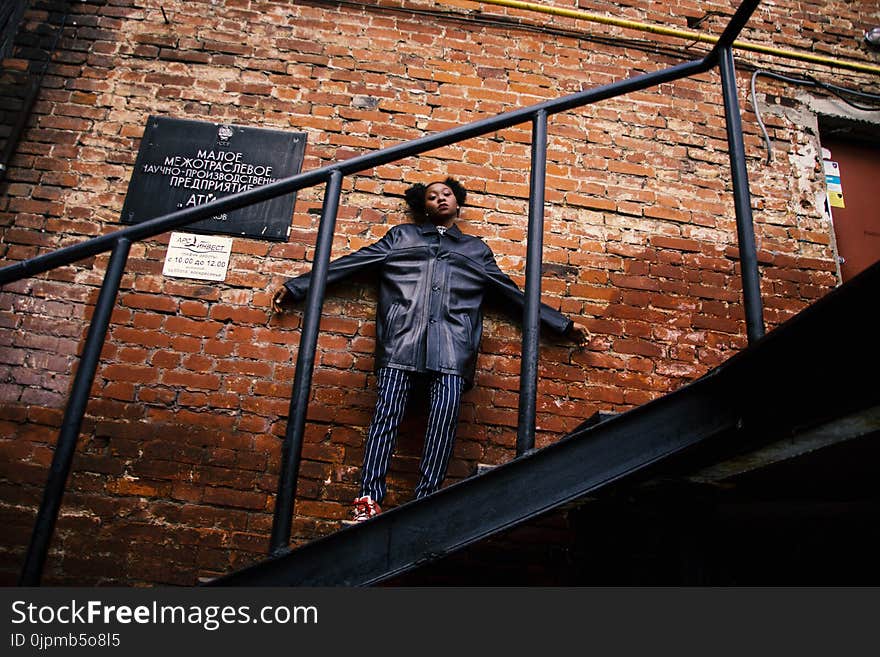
left=469, top=0, right=880, bottom=75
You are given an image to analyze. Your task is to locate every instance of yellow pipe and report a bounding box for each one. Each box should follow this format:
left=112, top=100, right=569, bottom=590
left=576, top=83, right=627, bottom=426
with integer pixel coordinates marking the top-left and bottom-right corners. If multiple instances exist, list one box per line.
left=472, top=0, right=880, bottom=76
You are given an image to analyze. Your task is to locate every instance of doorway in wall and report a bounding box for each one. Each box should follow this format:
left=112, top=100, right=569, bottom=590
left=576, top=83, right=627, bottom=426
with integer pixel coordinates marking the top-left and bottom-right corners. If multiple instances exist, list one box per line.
left=819, top=125, right=880, bottom=283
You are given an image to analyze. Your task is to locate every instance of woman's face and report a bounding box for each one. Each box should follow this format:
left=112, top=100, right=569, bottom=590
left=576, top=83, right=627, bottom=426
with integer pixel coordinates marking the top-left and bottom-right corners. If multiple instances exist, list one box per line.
left=424, top=183, right=459, bottom=223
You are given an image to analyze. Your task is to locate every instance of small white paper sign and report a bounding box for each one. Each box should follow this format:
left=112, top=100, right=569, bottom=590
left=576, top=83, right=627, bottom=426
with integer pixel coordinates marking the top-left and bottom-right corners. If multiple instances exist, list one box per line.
left=163, top=232, right=232, bottom=281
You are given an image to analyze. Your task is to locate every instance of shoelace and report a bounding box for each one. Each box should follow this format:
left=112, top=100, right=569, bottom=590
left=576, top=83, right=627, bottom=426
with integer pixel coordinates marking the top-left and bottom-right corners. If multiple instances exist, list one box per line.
left=353, top=500, right=376, bottom=518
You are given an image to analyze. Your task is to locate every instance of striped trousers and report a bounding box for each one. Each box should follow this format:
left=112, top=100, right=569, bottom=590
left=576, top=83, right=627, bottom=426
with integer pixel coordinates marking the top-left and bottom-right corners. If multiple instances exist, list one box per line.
left=360, top=366, right=465, bottom=503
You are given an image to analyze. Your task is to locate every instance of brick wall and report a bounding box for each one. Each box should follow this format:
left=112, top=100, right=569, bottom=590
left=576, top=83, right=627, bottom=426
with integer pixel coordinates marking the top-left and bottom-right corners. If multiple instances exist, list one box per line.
left=0, top=0, right=877, bottom=584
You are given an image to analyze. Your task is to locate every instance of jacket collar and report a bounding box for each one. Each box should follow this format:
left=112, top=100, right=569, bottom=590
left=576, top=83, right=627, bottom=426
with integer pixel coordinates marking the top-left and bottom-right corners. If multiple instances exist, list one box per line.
left=419, top=222, right=463, bottom=241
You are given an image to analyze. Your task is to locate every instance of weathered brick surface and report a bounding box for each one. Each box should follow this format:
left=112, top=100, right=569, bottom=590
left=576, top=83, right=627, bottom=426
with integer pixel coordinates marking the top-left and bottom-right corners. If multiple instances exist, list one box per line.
left=0, top=0, right=877, bottom=584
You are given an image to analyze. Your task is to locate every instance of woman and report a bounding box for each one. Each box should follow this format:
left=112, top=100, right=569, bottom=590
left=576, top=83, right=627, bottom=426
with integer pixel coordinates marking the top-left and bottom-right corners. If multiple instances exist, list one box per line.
left=273, top=178, right=588, bottom=521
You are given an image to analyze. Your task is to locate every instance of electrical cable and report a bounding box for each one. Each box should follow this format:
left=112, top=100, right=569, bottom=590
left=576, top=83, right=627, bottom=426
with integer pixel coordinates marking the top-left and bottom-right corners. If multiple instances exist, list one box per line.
left=750, top=69, right=880, bottom=164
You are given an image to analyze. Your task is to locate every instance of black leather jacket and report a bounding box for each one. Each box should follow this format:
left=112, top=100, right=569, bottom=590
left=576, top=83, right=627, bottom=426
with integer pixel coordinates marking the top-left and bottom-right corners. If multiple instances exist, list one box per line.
left=284, top=222, right=573, bottom=388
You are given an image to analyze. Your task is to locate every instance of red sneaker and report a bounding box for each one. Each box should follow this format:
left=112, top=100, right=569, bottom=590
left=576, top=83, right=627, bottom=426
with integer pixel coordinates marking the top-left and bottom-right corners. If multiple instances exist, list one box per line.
left=351, top=496, right=381, bottom=523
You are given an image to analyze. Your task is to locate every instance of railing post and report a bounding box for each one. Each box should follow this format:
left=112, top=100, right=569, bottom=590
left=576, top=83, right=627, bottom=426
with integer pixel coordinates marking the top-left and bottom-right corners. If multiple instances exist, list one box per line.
left=719, top=46, right=765, bottom=344
left=516, top=109, right=548, bottom=456
left=19, top=237, right=131, bottom=585
left=269, top=170, right=343, bottom=555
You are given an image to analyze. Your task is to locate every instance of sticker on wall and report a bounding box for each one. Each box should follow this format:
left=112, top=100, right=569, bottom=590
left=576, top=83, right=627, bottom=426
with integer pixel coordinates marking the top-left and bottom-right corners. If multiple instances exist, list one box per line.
left=824, top=159, right=845, bottom=208
left=163, top=232, right=233, bottom=281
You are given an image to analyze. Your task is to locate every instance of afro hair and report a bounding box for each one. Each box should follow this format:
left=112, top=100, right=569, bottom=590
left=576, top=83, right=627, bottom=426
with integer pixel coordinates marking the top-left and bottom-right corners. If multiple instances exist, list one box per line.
left=404, top=177, right=467, bottom=218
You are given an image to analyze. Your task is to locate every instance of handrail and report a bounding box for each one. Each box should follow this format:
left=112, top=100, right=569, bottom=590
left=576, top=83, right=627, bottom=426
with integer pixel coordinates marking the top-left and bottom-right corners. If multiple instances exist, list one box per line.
left=0, top=55, right=712, bottom=286
left=516, top=109, right=548, bottom=456
left=18, top=237, right=132, bottom=584
left=270, top=170, right=343, bottom=555
left=0, top=55, right=717, bottom=286
left=720, top=46, right=765, bottom=343
left=2, top=0, right=764, bottom=583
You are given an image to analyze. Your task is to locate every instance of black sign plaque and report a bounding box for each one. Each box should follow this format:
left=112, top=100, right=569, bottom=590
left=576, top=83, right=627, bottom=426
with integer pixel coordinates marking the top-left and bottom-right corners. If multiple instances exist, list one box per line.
left=120, top=116, right=307, bottom=241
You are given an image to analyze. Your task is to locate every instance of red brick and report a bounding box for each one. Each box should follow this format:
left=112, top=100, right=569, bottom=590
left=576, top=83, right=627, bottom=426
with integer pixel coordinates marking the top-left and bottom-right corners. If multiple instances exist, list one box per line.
left=203, top=487, right=267, bottom=510
left=165, top=317, right=223, bottom=338
left=161, top=370, right=222, bottom=390
left=209, top=305, right=268, bottom=324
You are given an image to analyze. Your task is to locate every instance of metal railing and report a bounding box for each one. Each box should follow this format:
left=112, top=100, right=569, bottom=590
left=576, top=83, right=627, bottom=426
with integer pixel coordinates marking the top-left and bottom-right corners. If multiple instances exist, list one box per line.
left=0, top=0, right=764, bottom=585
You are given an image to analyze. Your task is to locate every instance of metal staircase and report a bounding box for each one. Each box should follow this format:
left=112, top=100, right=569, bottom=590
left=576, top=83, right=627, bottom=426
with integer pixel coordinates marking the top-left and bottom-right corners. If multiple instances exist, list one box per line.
left=208, top=261, right=879, bottom=585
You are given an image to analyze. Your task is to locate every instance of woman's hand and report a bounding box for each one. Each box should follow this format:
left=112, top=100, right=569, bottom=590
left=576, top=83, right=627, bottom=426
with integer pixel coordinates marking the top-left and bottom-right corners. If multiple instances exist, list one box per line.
left=272, top=287, right=292, bottom=313
left=569, top=321, right=590, bottom=345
